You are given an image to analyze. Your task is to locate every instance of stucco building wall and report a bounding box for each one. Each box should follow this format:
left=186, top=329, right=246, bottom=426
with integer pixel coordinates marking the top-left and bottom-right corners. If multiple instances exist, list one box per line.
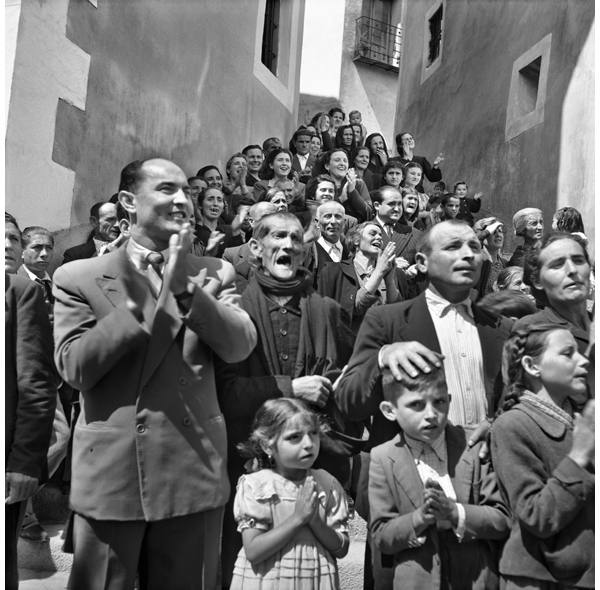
left=394, top=0, right=594, bottom=252
left=6, top=0, right=305, bottom=260
left=299, top=0, right=401, bottom=148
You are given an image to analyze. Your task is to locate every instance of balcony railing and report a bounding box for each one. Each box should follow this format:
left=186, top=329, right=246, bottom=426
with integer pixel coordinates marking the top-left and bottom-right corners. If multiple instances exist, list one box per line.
left=353, top=16, right=402, bottom=72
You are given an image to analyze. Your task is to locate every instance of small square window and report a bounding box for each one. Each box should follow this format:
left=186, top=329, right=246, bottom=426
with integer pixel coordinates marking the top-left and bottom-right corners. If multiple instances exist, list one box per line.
left=421, top=0, right=445, bottom=83
left=261, top=0, right=280, bottom=75
left=427, top=5, right=443, bottom=66
left=516, top=57, right=541, bottom=117
left=505, top=34, right=551, bottom=141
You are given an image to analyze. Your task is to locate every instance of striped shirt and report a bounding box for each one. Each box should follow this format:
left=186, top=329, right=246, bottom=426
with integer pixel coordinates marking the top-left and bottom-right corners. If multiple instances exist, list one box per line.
left=425, top=287, right=487, bottom=428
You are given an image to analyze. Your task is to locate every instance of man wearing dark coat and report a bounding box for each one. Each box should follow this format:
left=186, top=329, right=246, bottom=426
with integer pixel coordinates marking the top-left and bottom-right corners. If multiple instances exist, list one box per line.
left=216, top=211, right=359, bottom=588
left=5, top=213, right=57, bottom=590
left=61, top=201, right=119, bottom=263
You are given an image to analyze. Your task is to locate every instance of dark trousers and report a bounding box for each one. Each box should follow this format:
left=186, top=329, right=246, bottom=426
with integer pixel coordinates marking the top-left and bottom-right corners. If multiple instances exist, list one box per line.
left=69, top=508, right=224, bottom=590
left=6, top=501, right=25, bottom=590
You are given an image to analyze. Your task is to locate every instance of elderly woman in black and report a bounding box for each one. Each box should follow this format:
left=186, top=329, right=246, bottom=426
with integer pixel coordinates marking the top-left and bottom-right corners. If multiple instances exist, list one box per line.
left=507, top=207, right=544, bottom=267
left=334, top=124, right=358, bottom=157
left=364, top=132, right=390, bottom=177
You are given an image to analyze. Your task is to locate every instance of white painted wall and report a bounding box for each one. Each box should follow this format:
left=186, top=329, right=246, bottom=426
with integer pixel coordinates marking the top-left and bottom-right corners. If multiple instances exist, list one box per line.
left=5, top=0, right=22, bottom=129
left=5, top=0, right=90, bottom=231
left=299, top=0, right=345, bottom=98
left=557, top=20, right=595, bottom=257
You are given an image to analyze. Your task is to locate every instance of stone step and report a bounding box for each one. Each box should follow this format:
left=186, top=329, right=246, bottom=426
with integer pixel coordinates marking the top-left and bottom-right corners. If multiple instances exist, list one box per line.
left=19, top=570, right=69, bottom=590
left=18, top=524, right=72, bottom=574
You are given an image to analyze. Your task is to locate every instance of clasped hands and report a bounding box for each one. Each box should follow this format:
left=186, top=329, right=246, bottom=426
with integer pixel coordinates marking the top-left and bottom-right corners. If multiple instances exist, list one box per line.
left=294, top=476, right=327, bottom=528
left=126, top=224, right=221, bottom=321
left=413, top=479, right=458, bottom=530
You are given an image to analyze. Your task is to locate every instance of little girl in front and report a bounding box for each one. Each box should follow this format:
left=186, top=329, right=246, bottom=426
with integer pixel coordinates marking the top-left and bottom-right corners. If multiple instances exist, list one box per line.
left=491, top=318, right=594, bottom=589
left=230, top=398, right=350, bottom=590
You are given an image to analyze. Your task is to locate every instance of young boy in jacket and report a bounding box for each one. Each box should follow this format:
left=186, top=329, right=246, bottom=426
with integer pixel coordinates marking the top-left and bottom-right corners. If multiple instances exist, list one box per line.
left=368, top=367, right=509, bottom=589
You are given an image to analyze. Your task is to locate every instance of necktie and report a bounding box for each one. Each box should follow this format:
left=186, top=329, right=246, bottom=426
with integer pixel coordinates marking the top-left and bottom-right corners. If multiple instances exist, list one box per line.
left=145, top=252, right=164, bottom=297
left=35, top=278, right=54, bottom=305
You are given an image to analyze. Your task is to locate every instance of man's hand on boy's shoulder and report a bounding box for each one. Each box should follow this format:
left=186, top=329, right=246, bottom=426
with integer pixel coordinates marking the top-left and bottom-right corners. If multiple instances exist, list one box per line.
left=467, top=418, right=493, bottom=462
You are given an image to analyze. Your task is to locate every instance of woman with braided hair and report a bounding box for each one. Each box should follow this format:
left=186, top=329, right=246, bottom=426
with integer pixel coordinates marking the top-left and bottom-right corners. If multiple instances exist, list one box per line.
left=490, top=317, right=594, bottom=590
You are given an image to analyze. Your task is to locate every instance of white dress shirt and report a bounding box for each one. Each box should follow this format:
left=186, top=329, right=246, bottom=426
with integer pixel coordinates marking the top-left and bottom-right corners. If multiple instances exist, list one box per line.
left=126, top=238, right=169, bottom=297
left=296, top=153, right=309, bottom=170
left=404, top=433, right=466, bottom=540
left=317, top=236, right=343, bottom=263
left=424, top=286, right=487, bottom=428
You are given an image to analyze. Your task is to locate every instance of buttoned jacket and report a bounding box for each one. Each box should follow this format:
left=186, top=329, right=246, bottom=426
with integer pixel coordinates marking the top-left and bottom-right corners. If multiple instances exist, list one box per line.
left=52, top=247, right=257, bottom=521
left=369, top=426, right=509, bottom=590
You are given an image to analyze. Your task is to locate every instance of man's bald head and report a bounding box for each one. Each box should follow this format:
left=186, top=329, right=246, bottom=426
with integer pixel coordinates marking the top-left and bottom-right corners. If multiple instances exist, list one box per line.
left=316, top=200, right=345, bottom=219
left=249, top=202, right=278, bottom=226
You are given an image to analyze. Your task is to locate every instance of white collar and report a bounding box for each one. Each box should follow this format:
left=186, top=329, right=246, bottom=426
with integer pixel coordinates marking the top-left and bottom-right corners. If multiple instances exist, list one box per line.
left=317, top=236, right=342, bottom=252
left=126, top=238, right=170, bottom=271
left=22, top=265, right=51, bottom=282
left=425, top=285, right=473, bottom=319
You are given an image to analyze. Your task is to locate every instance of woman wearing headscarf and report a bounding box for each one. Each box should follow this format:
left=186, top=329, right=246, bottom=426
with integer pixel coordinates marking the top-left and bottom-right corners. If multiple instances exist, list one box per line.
left=507, top=207, right=544, bottom=267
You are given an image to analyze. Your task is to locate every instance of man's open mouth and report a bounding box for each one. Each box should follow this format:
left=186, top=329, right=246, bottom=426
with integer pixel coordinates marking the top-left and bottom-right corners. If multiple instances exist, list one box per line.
left=276, top=254, right=292, bottom=266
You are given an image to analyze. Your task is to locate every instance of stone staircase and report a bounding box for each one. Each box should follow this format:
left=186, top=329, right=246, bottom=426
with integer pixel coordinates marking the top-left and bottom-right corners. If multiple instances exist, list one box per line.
left=18, top=485, right=72, bottom=589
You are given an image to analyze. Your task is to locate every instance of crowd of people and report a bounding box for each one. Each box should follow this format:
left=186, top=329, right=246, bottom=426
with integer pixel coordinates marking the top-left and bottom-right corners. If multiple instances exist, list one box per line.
left=5, top=104, right=595, bottom=590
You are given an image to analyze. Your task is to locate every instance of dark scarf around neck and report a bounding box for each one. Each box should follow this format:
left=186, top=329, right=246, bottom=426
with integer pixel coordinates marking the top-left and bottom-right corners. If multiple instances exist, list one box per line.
left=254, top=266, right=313, bottom=296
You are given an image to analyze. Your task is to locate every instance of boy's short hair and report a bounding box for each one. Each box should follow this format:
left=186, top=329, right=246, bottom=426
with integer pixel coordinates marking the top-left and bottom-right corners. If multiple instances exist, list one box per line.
left=381, top=365, right=447, bottom=403
left=441, top=193, right=459, bottom=206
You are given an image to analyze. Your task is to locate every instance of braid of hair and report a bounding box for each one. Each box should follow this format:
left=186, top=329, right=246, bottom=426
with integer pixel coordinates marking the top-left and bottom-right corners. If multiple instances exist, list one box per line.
left=236, top=428, right=271, bottom=469
left=498, top=332, right=528, bottom=414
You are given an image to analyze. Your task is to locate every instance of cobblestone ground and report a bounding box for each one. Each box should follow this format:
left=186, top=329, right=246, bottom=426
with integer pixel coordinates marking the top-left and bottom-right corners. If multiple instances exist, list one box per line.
left=19, top=514, right=368, bottom=590
left=338, top=513, right=367, bottom=590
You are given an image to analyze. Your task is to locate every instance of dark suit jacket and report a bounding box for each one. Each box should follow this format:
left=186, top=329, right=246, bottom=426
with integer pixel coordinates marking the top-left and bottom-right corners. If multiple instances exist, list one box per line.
left=291, top=154, right=316, bottom=180
left=52, top=247, right=256, bottom=521
left=335, top=291, right=511, bottom=448
left=5, top=274, right=57, bottom=480
left=318, top=259, right=408, bottom=335
left=375, top=220, right=421, bottom=264
left=62, top=236, right=97, bottom=264
left=369, top=427, right=509, bottom=589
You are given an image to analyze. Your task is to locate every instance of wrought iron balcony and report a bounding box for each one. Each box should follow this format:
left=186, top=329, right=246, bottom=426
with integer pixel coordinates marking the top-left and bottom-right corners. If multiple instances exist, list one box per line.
left=353, top=16, right=402, bottom=72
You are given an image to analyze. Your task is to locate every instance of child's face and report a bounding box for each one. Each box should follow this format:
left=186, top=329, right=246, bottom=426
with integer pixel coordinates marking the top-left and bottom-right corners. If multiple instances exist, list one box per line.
left=380, top=386, right=449, bottom=443
left=455, top=183, right=468, bottom=198
left=432, top=184, right=444, bottom=198
left=349, top=112, right=362, bottom=125
left=270, top=416, right=320, bottom=479
left=443, top=198, right=460, bottom=219
left=529, top=329, right=589, bottom=402
left=384, top=167, right=403, bottom=188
